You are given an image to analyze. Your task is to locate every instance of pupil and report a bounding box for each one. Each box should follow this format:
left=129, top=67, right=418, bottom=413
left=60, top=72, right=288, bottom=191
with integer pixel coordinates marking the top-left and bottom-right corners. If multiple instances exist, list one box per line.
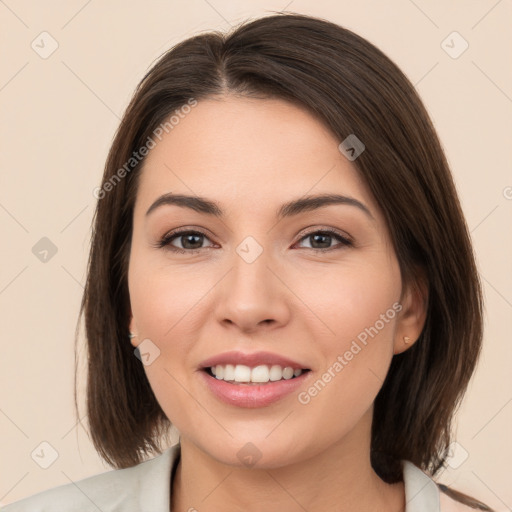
left=312, top=233, right=330, bottom=248
left=183, top=234, right=202, bottom=249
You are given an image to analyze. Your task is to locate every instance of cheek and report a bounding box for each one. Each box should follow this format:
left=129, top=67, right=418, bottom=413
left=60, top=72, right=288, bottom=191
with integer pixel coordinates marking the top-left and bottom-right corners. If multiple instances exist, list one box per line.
left=128, top=256, right=210, bottom=343
left=292, top=255, right=401, bottom=348
left=127, top=256, right=217, bottom=412
left=292, top=259, right=400, bottom=414
left=128, top=262, right=202, bottom=425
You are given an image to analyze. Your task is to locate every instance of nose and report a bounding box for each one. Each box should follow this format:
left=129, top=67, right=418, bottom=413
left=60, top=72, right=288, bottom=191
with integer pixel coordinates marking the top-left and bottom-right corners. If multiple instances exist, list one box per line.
left=214, top=245, right=291, bottom=334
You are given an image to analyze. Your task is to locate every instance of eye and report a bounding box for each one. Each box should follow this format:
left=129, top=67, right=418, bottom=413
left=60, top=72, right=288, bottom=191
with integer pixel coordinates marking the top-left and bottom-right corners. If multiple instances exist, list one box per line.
left=156, top=227, right=352, bottom=254
left=295, top=229, right=352, bottom=252
left=157, top=229, right=214, bottom=254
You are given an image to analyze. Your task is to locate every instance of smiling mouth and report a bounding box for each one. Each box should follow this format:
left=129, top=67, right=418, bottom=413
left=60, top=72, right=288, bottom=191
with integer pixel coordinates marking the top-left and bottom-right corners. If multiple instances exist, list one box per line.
left=203, top=364, right=311, bottom=385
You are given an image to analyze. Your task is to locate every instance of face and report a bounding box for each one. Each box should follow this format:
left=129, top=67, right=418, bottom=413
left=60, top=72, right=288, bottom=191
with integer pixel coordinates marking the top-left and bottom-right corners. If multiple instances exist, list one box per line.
left=128, top=95, right=423, bottom=468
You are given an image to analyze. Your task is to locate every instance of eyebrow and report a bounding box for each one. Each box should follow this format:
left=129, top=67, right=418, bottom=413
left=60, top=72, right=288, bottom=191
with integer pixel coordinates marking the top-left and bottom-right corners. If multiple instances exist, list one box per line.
left=145, top=192, right=374, bottom=220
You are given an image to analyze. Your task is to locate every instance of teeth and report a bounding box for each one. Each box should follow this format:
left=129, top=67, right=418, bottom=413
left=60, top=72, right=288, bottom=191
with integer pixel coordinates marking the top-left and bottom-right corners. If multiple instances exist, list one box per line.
left=251, top=365, right=270, bottom=383
left=210, top=364, right=304, bottom=384
left=224, top=364, right=235, bottom=381
left=234, top=365, right=251, bottom=382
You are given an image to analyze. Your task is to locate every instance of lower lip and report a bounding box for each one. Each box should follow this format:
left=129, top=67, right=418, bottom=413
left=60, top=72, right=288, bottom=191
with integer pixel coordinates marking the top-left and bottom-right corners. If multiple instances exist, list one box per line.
left=199, top=370, right=310, bottom=408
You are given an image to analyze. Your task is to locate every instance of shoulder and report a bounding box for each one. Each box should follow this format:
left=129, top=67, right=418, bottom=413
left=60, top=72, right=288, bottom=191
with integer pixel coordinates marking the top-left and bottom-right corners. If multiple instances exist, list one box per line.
left=0, top=445, right=179, bottom=512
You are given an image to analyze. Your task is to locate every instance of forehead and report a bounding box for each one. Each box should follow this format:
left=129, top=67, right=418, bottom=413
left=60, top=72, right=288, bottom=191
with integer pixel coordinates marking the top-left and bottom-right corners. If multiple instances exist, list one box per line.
left=134, top=96, right=377, bottom=219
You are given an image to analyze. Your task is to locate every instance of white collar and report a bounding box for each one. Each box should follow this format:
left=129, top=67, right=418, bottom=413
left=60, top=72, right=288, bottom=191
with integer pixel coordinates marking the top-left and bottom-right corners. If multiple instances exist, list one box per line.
left=402, top=459, right=441, bottom=511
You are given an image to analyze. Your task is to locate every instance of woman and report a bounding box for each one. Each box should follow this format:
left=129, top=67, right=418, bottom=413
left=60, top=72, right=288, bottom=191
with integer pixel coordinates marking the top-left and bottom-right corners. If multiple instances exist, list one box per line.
left=2, top=12, right=493, bottom=512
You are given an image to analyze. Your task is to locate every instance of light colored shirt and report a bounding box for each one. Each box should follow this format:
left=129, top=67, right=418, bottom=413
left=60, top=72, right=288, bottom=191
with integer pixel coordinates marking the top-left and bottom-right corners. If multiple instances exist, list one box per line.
left=0, top=443, right=477, bottom=511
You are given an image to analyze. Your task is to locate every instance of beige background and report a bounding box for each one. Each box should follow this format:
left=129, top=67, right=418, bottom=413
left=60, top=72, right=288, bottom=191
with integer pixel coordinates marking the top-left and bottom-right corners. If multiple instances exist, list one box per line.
left=1, top=0, right=511, bottom=509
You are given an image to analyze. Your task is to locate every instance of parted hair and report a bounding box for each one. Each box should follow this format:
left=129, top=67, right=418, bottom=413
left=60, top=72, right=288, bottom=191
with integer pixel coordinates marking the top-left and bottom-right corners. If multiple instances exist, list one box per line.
left=77, top=12, right=492, bottom=510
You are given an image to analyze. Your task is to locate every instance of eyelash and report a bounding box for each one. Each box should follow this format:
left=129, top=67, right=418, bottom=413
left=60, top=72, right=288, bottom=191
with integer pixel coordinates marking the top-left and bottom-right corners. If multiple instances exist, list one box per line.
left=156, top=228, right=353, bottom=254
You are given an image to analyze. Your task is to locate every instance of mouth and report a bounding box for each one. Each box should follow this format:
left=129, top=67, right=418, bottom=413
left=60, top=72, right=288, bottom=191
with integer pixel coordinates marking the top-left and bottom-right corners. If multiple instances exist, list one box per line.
left=198, top=351, right=312, bottom=407
left=203, top=364, right=311, bottom=385
left=197, top=352, right=312, bottom=408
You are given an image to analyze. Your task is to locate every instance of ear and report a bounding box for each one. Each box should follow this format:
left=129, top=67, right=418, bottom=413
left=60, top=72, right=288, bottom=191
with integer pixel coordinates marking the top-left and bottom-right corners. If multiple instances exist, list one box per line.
left=393, top=268, right=428, bottom=355
left=128, top=314, right=139, bottom=348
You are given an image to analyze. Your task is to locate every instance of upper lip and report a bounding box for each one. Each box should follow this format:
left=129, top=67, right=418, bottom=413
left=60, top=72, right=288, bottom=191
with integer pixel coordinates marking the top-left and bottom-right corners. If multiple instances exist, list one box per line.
left=199, top=351, right=310, bottom=370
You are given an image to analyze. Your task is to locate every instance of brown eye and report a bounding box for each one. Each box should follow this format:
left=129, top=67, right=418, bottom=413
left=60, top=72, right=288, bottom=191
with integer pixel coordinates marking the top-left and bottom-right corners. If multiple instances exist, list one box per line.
left=175, top=233, right=205, bottom=250
left=296, top=230, right=352, bottom=251
left=158, top=230, right=214, bottom=253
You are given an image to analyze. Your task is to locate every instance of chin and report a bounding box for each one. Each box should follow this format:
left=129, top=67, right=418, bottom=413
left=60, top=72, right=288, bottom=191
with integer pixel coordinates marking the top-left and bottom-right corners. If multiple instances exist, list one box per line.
left=192, top=431, right=316, bottom=470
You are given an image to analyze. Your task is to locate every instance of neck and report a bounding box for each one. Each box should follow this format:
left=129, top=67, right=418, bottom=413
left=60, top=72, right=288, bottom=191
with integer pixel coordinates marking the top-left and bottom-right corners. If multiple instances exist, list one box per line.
left=170, top=409, right=405, bottom=512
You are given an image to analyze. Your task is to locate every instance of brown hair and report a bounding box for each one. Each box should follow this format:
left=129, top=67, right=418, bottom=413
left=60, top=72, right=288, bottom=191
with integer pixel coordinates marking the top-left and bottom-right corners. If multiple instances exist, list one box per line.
left=77, top=12, right=491, bottom=510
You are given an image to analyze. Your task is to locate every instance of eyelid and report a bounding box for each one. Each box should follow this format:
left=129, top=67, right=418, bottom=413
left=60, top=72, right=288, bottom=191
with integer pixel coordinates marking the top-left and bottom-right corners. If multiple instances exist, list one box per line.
left=156, top=225, right=353, bottom=253
left=294, top=225, right=353, bottom=244
left=293, top=228, right=353, bottom=251
left=157, top=227, right=216, bottom=252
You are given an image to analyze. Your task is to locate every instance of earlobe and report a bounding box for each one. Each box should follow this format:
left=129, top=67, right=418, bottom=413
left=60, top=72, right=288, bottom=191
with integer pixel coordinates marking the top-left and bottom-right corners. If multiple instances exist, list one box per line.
left=128, top=315, right=139, bottom=347
left=394, top=271, right=428, bottom=355
left=394, top=335, right=415, bottom=355
left=128, top=332, right=138, bottom=346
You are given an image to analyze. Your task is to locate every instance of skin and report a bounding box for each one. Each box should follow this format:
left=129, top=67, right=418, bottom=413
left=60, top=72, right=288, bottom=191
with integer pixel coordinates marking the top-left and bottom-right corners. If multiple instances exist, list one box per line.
left=128, top=95, right=427, bottom=512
